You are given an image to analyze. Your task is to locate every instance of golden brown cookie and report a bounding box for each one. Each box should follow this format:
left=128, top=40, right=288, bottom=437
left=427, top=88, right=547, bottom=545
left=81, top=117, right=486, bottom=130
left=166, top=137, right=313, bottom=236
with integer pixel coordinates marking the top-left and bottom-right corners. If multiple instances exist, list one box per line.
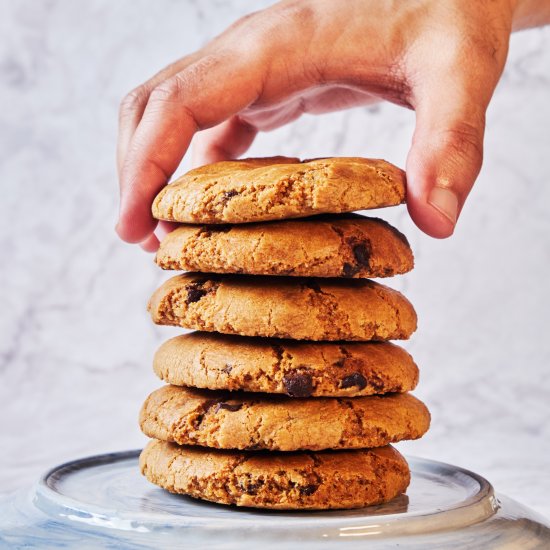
left=155, top=214, right=413, bottom=278
left=152, top=157, right=406, bottom=224
left=153, top=332, right=419, bottom=397
left=139, top=385, right=430, bottom=451
left=147, top=274, right=417, bottom=341
left=140, top=439, right=410, bottom=509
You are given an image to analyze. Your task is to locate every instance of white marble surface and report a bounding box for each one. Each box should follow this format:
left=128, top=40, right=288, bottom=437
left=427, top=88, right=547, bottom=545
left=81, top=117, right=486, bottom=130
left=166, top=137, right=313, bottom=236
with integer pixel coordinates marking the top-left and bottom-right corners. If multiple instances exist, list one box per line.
left=1, top=0, right=549, bottom=521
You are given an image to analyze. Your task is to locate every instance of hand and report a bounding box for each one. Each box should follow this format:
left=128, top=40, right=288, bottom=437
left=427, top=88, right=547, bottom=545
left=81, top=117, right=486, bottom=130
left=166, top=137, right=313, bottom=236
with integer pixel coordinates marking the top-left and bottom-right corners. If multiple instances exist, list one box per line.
left=116, top=0, right=550, bottom=250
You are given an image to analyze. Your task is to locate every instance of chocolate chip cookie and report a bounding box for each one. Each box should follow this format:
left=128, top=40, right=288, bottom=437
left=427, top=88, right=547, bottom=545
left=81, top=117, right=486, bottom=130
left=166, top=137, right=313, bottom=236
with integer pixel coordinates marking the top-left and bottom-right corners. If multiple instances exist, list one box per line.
left=152, top=157, right=406, bottom=224
left=155, top=214, right=413, bottom=278
left=140, top=439, right=410, bottom=509
left=148, top=273, right=417, bottom=341
left=139, top=385, right=430, bottom=451
left=153, top=332, right=419, bottom=397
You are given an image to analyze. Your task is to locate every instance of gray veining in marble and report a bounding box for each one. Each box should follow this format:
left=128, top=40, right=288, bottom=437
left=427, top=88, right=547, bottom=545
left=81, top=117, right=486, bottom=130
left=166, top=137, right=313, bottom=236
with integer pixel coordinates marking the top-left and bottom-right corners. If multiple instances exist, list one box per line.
left=1, top=0, right=549, bottom=521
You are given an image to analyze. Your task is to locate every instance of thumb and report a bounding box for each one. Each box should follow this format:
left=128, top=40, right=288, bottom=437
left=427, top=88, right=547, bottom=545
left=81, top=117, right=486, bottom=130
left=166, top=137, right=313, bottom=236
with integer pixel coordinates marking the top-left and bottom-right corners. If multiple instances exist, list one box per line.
left=406, top=87, right=487, bottom=239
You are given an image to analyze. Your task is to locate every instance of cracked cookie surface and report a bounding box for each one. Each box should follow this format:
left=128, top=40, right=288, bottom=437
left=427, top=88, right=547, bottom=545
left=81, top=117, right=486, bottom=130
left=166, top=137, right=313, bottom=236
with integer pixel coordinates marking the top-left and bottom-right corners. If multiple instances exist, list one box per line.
left=154, top=332, right=419, bottom=397
left=147, top=273, right=417, bottom=341
left=155, top=214, right=413, bottom=278
left=140, top=439, right=410, bottom=509
left=139, top=385, right=430, bottom=451
left=152, top=156, right=406, bottom=224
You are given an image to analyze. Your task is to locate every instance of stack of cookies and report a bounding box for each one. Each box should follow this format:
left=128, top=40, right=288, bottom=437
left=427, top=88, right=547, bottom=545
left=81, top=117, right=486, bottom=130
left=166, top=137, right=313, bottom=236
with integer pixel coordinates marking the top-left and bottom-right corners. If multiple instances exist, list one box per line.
left=139, top=157, right=430, bottom=510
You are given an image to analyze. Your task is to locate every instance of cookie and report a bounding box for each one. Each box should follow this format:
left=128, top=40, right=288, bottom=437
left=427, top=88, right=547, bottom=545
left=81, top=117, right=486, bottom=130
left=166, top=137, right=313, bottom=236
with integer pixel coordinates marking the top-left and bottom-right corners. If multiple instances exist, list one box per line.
left=155, top=214, right=413, bottom=278
left=140, top=439, right=410, bottom=510
left=152, top=157, right=406, bottom=224
left=153, top=332, right=419, bottom=397
left=148, top=274, right=417, bottom=341
left=139, top=385, right=430, bottom=451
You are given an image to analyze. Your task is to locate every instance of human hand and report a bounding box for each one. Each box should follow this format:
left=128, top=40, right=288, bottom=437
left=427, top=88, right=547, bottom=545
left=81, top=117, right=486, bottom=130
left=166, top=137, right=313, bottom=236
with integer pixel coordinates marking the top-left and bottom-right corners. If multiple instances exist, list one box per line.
left=116, top=0, right=550, bottom=250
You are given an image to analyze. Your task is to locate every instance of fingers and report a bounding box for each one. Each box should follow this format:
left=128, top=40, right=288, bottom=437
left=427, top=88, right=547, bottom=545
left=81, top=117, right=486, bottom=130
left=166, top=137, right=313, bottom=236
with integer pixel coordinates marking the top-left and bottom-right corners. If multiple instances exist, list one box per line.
left=117, top=52, right=263, bottom=243
left=117, top=85, right=150, bottom=180
left=139, top=233, right=160, bottom=253
left=406, top=108, right=485, bottom=238
left=405, top=66, right=500, bottom=238
left=402, top=0, right=513, bottom=239
left=192, top=116, right=258, bottom=167
left=116, top=4, right=321, bottom=245
left=117, top=53, right=202, bottom=179
left=138, top=220, right=181, bottom=253
left=155, top=220, right=181, bottom=241
left=191, top=86, right=377, bottom=164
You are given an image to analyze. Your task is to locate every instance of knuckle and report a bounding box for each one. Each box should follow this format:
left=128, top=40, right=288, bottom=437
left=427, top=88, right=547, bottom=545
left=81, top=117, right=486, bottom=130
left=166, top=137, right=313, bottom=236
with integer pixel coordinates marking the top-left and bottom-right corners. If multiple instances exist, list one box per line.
left=229, top=11, right=261, bottom=31
left=148, top=75, right=201, bottom=130
left=149, top=55, right=222, bottom=107
left=119, top=86, right=148, bottom=116
left=149, top=81, right=180, bottom=105
left=227, top=2, right=312, bottom=34
left=218, top=12, right=265, bottom=49
left=270, top=1, right=315, bottom=25
left=442, top=121, right=484, bottom=165
left=464, top=35, right=501, bottom=68
left=444, top=30, right=503, bottom=73
left=224, top=2, right=314, bottom=54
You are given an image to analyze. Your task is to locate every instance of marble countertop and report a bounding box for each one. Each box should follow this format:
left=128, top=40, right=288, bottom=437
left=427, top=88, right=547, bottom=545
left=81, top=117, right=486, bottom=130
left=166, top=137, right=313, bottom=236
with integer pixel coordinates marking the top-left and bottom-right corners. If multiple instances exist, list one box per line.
left=1, top=0, right=549, bottom=523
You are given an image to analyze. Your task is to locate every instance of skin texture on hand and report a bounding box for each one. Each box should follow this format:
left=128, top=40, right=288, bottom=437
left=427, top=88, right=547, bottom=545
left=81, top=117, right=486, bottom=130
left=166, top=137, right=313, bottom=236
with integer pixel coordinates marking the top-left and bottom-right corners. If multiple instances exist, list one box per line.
left=116, top=0, right=549, bottom=250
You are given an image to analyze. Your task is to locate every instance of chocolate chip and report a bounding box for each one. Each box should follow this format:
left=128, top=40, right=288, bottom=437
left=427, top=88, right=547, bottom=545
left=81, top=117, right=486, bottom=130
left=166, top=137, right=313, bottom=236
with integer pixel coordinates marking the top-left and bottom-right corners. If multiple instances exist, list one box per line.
left=193, top=399, right=225, bottom=430
left=333, top=358, right=346, bottom=368
left=342, top=238, right=372, bottom=276
left=304, top=280, right=322, bottom=293
left=352, top=242, right=371, bottom=266
left=272, top=344, right=284, bottom=362
left=370, top=376, right=385, bottom=391
left=299, top=484, right=319, bottom=496
left=283, top=373, right=313, bottom=397
left=215, top=402, right=242, bottom=412
left=342, top=263, right=359, bottom=277
left=339, top=346, right=352, bottom=358
left=210, top=224, right=232, bottom=232
left=192, top=414, right=204, bottom=429
left=242, top=480, right=264, bottom=495
left=222, top=364, right=233, bottom=374
left=193, top=401, right=219, bottom=429
left=185, top=279, right=211, bottom=304
left=186, top=286, right=208, bottom=304
left=198, top=224, right=232, bottom=238
left=185, top=278, right=218, bottom=304
left=341, top=372, right=367, bottom=390
left=221, top=190, right=239, bottom=204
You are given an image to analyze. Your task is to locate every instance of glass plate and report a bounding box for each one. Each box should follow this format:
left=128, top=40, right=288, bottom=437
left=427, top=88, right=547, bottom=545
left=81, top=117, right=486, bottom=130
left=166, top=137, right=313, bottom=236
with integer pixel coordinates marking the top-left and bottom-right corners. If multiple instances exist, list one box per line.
left=1, top=451, right=549, bottom=549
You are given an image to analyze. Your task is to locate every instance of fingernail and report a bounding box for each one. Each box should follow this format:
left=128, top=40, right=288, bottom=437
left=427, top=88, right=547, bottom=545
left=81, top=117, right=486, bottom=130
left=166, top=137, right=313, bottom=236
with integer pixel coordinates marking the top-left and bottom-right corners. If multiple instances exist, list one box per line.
left=428, top=187, right=458, bottom=225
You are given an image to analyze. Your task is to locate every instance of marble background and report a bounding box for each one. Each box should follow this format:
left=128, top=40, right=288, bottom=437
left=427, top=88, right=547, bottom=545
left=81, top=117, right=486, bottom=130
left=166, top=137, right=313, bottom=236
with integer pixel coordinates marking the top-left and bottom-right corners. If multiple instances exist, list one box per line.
left=1, top=0, right=549, bottom=519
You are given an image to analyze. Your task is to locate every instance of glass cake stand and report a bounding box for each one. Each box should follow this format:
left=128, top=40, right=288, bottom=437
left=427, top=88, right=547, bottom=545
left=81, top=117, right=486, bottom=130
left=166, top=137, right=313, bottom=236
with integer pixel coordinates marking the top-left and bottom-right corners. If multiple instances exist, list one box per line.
left=0, top=451, right=549, bottom=549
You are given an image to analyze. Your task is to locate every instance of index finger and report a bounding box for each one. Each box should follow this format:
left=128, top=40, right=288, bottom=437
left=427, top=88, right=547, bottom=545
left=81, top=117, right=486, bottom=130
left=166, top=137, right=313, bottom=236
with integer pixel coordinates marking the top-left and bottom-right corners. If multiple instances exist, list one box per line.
left=117, top=50, right=207, bottom=181
left=116, top=51, right=263, bottom=243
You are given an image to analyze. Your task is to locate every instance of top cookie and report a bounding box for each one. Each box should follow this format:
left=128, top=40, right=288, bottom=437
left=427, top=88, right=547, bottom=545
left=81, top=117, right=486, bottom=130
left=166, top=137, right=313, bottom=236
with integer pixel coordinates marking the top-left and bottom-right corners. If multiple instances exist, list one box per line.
left=152, top=157, right=406, bottom=224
